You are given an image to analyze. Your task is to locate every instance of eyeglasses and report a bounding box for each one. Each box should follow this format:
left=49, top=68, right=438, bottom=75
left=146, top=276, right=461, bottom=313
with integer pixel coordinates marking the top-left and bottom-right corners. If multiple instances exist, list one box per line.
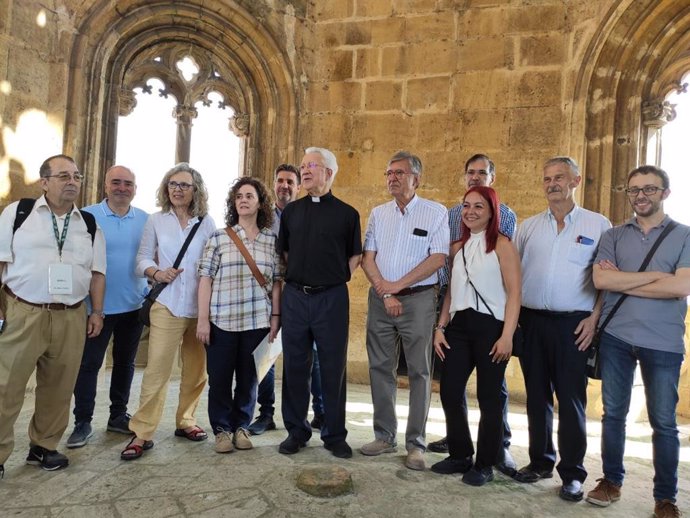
left=44, top=172, right=84, bottom=182
left=168, top=181, right=194, bottom=191
left=384, top=169, right=415, bottom=178
left=300, top=162, right=325, bottom=171
left=625, top=186, right=664, bottom=197
left=465, top=170, right=489, bottom=177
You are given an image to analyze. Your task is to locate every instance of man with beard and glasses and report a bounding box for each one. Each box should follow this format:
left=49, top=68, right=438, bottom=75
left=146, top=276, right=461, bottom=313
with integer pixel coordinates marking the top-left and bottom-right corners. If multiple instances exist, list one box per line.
left=514, top=156, right=610, bottom=502
left=586, top=165, right=690, bottom=518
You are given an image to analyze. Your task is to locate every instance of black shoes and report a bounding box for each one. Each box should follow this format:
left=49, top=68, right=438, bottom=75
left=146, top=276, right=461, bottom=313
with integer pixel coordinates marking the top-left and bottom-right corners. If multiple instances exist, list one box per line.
left=427, top=436, right=449, bottom=453
left=513, top=463, right=554, bottom=483
left=462, top=466, right=494, bottom=486
left=26, top=445, right=69, bottom=471
left=107, top=413, right=133, bottom=434
left=494, top=447, right=517, bottom=477
left=247, top=414, right=277, bottom=436
left=278, top=435, right=307, bottom=455
left=560, top=480, right=584, bottom=502
left=66, top=422, right=94, bottom=449
left=310, top=413, right=325, bottom=430
left=431, top=456, right=473, bottom=475
left=325, top=440, right=353, bottom=459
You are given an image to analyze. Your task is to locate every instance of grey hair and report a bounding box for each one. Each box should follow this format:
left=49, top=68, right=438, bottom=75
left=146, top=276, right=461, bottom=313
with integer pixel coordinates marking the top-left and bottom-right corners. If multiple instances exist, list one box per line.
left=156, top=162, right=209, bottom=217
left=543, top=156, right=580, bottom=177
left=389, top=151, right=422, bottom=176
left=305, top=147, right=339, bottom=179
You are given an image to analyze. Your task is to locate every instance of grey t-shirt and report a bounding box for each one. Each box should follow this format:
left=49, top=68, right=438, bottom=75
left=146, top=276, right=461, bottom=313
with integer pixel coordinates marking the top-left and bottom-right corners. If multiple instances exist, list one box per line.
left=595, top=216, right=690, bottom=354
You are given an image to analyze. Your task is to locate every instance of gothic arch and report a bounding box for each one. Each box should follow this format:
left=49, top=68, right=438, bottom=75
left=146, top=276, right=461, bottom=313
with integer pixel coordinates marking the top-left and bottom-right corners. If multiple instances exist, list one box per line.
left=574, top=0, right=690, bottom=223
left=63, top=0, right=300, bottom=201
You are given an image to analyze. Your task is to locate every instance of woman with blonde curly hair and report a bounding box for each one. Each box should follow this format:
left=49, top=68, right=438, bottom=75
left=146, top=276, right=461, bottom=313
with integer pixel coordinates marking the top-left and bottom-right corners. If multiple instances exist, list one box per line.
left=197, top=177, right=282, bottom=453
left=121, top=163, right=216, bottom=460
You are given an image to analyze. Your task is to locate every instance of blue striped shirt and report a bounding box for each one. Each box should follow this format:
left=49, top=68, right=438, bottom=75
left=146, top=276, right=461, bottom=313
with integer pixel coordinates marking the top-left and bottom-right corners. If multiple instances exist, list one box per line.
left=438, top=202, right=517, bottom=287
left=363, top=195, right=449, bottom=286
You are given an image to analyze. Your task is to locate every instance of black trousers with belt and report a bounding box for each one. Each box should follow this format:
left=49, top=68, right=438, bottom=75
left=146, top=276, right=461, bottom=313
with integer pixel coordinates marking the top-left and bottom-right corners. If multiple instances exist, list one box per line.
left=519, top=307, right=590, bottom=483
left=281, top=283, right=349, bottom=445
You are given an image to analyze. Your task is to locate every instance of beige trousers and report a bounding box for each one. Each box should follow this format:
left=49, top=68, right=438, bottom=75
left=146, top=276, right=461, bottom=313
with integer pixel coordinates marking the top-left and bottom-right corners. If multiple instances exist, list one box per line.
left=0, top=296, right=87, bottom=463
left=129, top=302, right=207, bottom=440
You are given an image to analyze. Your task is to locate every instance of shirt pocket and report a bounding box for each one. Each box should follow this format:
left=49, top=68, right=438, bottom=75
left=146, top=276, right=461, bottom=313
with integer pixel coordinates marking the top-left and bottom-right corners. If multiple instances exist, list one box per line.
left=566, top=242, right=596, bottom=267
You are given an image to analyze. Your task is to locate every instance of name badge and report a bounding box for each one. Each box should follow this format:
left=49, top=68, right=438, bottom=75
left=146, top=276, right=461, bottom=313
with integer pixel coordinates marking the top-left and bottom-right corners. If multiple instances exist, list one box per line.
left=48, top=263, right=73, bottom=295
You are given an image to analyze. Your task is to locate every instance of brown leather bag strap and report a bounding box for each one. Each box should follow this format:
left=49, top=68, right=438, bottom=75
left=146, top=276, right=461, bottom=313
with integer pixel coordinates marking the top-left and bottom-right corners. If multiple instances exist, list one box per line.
left=225, top=227, right=267, bottom=288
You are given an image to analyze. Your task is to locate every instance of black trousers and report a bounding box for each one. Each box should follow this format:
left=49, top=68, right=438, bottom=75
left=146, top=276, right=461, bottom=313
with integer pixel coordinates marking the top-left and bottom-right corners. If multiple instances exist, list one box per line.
left=519, top=308, right=589, bottom=483
left=440, top=309, right=507, bottom=469
left=281, top=283, right=349, bottom=445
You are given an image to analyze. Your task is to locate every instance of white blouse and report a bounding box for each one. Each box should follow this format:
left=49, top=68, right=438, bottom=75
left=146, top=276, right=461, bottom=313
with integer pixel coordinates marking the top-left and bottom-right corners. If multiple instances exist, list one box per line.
left=449, top=230, right=507, bottom=321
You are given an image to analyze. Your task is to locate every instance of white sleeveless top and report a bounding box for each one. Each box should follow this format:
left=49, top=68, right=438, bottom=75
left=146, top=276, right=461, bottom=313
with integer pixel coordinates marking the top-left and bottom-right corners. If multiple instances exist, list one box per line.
left=449, top=231, right=507, bottom=321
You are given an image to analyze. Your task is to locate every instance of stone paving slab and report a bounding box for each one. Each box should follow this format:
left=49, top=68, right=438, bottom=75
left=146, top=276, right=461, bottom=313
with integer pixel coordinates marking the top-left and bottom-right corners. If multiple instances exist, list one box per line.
left=1, top=371, right=689, bottom=517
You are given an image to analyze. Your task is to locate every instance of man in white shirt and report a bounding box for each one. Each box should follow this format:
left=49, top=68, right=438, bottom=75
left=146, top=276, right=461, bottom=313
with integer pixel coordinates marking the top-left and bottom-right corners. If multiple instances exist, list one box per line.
left=514, top=156, right=610, bottom=501
left=0, top=154, right=106, bottom=478
left=361, top=151, right=449, bottom=471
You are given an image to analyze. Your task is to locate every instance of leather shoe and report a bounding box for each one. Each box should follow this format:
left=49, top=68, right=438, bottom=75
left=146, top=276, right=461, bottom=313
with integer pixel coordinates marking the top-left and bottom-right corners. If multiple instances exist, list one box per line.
left=324, top=440, right=352, bottom=459
left=310, top=414, right=324, bottom=430
left=247, top=414, right=276, bottom=436
left=494, top=448, right=517, bottom=477
left=427, top=437, right=448, bottom=454
left=560, top=480, right=584, bottom=502
left=405, top=448, right=426, bottom=471
left=431, top=456, right=473, bottom=475
left=278, top=435, right=306, bottom=455
left=462, top=466, right=494, bottom=486
left=513, top=463, right=554, bottom=483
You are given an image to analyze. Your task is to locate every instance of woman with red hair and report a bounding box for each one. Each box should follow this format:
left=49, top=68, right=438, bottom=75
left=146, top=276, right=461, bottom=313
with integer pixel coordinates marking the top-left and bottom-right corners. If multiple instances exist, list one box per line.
left=432, top=186, right=521, bottom=486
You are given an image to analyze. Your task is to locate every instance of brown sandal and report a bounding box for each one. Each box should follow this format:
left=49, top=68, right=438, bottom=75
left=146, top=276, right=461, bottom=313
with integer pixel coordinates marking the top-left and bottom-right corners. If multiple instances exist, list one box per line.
left=120, top=437, right=154, bottom=460
left=174, top=425, right=208, bottom=442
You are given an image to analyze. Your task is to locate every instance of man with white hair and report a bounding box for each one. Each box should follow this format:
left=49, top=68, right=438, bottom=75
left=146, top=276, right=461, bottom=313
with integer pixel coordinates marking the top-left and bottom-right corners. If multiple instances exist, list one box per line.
left=277, top=147, right=362, bottom=459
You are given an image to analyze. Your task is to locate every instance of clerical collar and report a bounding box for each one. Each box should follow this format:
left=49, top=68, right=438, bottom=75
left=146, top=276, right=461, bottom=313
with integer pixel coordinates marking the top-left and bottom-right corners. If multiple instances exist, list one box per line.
left=309, top=190, right=334, bottom=203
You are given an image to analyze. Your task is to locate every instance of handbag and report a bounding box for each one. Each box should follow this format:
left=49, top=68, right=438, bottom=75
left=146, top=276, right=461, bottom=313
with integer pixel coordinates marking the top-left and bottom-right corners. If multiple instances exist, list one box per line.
left=586, top=220, right=677, bottom=379
left=460, top=247, right=524, bottom=357
left=138, top=217, right=204, bottom=326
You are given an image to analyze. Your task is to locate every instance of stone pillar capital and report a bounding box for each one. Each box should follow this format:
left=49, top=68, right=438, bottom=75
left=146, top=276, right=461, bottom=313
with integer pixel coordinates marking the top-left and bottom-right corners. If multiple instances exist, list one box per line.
left=229, top=113, right=249, bottom=137
left=118, top=89, right=137, bottom=116
left=173, top=105, right=198, bottom=124
left=641, top=99, right=676, bottom=128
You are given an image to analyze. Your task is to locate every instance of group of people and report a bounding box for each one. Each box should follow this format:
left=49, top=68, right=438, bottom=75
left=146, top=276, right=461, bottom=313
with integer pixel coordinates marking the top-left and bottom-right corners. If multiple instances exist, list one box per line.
left=0, top=149, right=687, bottom=518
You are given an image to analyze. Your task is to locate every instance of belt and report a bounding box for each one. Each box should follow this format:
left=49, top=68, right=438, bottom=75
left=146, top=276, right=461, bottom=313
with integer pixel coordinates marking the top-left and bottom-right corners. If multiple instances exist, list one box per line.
left=287, top=282, right=337, bottom=295
left=2, top=285, right=83, bottom=310
left=526, top=308, right=590, bottom=318
left=396, top=284, right=436, bottom=297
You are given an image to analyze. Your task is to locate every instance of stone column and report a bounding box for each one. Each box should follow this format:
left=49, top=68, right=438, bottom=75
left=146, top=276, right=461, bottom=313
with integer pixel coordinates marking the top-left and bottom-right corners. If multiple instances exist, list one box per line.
left=173, top=105, right=198, bottom=163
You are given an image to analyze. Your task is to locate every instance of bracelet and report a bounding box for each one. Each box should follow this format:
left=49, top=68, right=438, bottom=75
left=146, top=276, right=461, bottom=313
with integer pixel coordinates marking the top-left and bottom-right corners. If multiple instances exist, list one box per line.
left=92, top=310, right=105, bottom=318
left=152, top=269, right=160, bottom=281
left=434, top=324, right=446, bottom=333
left=271, top=313, right=280, bottom=316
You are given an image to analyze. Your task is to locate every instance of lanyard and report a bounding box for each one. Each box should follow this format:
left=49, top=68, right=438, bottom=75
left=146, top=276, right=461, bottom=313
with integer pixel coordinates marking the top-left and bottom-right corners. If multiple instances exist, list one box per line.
left=50, top=210, right=72, bottom=260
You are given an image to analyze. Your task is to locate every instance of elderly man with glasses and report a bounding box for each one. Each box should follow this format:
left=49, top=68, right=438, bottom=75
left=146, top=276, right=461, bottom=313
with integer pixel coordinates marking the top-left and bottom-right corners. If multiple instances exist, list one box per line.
left=360, top=151, right=449, bottom=471
left=0, top=154, right=106, bottom=478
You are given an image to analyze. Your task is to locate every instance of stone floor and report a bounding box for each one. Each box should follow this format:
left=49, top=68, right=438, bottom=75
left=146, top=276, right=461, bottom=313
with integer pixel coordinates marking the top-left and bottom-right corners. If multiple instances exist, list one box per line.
left=1, top=370, right=689, bottom=517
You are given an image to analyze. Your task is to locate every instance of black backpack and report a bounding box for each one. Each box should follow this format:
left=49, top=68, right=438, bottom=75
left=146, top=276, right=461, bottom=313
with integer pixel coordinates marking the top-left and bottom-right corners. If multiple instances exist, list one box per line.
left=12, top=198, right=96, bottom=243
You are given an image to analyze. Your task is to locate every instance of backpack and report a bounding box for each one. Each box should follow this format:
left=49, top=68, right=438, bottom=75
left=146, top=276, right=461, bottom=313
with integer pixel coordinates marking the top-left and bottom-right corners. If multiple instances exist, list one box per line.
left=13, top=198, right=96, bottom=243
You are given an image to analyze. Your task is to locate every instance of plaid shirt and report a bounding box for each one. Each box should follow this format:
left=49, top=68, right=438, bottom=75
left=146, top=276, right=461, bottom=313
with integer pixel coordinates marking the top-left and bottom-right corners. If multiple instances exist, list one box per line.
left=198, top=225, right=283, bottom=332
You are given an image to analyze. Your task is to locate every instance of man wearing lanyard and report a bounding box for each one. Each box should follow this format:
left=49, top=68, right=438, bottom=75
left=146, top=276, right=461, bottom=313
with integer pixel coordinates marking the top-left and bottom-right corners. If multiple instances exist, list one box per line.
left=514, top=156, right=610, bottom=501
left=360, top=151, right=449, bottom=471
left=66, top=165, right=148, bottom=448
left=0, top=154, right=106, bottom=478
left=277, top=147, right=362, bottom=459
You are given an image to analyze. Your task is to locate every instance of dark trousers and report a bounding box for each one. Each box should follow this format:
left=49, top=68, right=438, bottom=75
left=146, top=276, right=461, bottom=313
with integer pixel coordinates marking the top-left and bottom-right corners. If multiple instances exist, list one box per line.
left=519, top=308, right=589, bottom=483
left=440, top=309, right=507, bottom=469
left=73, top=310, right=143, bottom=423
left=255, top=346, right=324, bottom=417
left=281, top=283, right=349, bottom=445
left=206, top=324, right=267, bottom=433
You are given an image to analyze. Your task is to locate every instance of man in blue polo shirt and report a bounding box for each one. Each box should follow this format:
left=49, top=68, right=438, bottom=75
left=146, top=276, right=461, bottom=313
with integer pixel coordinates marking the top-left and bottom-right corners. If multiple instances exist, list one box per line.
left=66, top=165, right=149, bottom=448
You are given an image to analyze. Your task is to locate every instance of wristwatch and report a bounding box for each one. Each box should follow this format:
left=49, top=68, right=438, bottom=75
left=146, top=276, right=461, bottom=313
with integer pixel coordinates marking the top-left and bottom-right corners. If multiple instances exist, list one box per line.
left=382, top=294, right=392, bottom=300
left=92, top=310, right=105, bottom=318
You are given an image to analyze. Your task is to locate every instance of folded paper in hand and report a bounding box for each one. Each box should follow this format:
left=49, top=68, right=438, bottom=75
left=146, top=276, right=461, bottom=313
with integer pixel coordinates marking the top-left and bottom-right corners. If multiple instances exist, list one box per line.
left=253, top=331, right=283, bottom=382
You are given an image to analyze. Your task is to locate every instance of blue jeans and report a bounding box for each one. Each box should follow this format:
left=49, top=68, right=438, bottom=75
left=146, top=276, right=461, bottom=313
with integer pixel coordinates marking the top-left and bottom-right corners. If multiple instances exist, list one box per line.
left=73, top=310, right=143, bottom=423
left=600, top=332, right=683, bottom=502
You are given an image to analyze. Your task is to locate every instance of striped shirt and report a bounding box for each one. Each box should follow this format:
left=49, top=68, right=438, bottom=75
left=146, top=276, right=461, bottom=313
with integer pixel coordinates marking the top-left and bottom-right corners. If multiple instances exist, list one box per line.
left=363, top=195, right=449, bottom=286
left=516, top=205, right=611, bottom=312
left=197, top=225, right=283, bottom=332
left=438, top=202, right=517, bottom=286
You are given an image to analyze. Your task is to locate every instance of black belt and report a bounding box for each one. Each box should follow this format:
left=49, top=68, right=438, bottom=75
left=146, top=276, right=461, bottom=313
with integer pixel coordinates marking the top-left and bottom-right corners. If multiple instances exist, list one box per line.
left=396, top=284, right=436, bottom=297
left=526, top=307, right=590, bottom=318
left=3, top=285, right=83, bottom=310
left=287, top=282, right=337, bottom=295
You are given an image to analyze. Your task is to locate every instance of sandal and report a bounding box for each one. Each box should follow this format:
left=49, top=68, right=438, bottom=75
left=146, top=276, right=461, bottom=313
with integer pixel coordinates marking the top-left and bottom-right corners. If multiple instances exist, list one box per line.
left=120, top=437, right=154, bottom=460
left=174, top=425, right=208, bottom=442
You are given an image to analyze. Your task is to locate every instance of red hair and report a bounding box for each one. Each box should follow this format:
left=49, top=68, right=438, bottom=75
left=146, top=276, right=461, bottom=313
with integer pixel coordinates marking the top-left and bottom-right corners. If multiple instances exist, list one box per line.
left=459, top=186, right=501, bottom=253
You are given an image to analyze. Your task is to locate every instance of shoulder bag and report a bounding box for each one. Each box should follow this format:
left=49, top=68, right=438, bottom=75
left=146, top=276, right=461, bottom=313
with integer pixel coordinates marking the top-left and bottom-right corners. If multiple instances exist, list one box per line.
left=225, top=227, right=268, bottom=289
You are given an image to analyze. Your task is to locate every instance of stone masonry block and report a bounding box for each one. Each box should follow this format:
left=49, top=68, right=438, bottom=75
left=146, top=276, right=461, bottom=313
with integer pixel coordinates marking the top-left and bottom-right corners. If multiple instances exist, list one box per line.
left=355, top=48, right=380, bottom=78
left=448, top=109, right=511, bottom=150
left=314, top=49, right=354, bottom=81
left=508, top=106, right=562, bottom=148
left=506, top=4, right=567, bottom=33
left=355, top=2, right=393, bottom=17
left=519, top=34, right=566, bottom=67
left=365, top=80, right=403, bottom=111
left=345, top=21, right=372, bottom=45
left=307, top=81, right=362, bottom=112
left=514, top=70, right=562, bottom=107
left=457, top=37, right=513, bottom=71
left=402, top=13, right=456, bottom=43
left=393, top=0, right=440, bottom=15
left=301, top=113, right=354, bottom=148
left=382, top=41, right=458, bottom=76
left=406, top=76, right=451, bottom=112
left=457, top=7, right=508, bottom=40
left=352, top=113, right=417, bottom=151
left=370, top=17, right=405, bottom=45
left=452, top=70, right=514, bottom=110
left=312, top=0, right=353, bottom=21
